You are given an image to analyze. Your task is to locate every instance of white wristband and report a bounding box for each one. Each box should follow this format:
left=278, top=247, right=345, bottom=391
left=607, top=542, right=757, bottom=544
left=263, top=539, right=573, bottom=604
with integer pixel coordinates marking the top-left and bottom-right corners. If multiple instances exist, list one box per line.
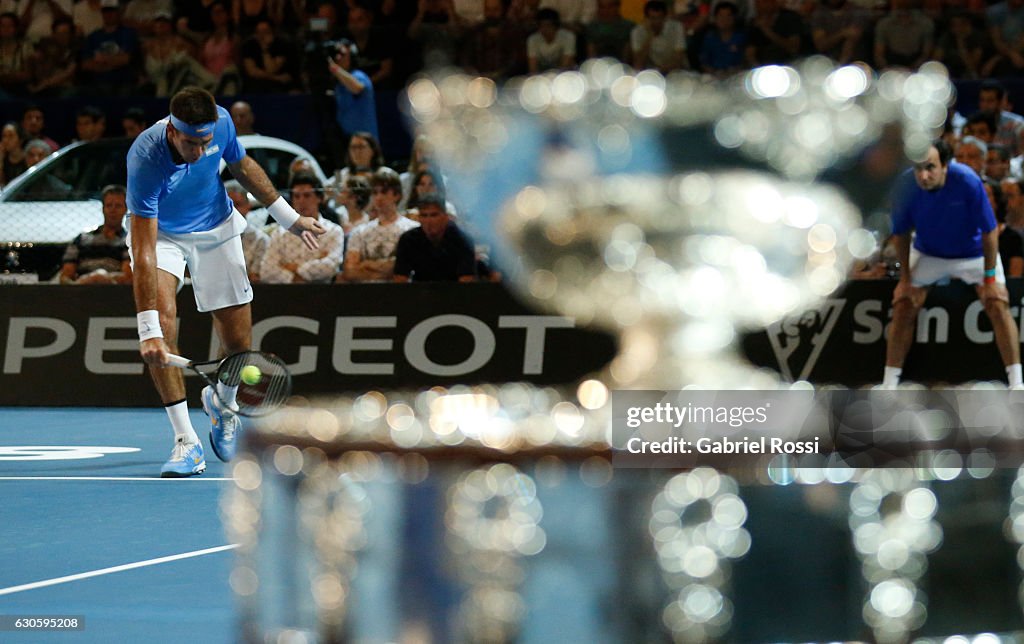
left=137, top=310, right=163, bottom=342
left=267, top=196, right=300, bottom=230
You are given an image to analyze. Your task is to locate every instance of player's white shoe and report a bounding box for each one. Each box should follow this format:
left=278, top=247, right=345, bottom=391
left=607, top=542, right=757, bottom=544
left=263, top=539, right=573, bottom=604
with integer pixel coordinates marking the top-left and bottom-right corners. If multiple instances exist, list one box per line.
left=203, top=385, right=241, bottom=462
left=160, top=438, right=206, bottom=478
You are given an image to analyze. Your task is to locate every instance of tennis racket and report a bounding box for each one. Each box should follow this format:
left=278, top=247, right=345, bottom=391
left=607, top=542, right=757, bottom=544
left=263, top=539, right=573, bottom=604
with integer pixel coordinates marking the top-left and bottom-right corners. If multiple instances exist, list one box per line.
left=165, top=350, right=292, bottom=417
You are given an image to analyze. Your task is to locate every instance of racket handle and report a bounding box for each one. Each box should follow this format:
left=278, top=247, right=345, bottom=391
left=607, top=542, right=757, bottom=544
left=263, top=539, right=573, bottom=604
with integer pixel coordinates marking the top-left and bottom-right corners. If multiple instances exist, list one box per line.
left=166, top=354, right=192, bottom=368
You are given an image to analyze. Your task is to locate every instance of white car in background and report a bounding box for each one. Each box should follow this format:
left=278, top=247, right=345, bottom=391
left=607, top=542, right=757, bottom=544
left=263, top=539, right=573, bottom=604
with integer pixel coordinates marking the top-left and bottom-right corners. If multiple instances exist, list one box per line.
left=0, top=134, right=327, bottom=281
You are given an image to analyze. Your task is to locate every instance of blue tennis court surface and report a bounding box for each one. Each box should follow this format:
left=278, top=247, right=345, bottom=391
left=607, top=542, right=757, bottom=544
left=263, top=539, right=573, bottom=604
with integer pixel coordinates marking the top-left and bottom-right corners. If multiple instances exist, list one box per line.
left=0, top=408, right=236, bottom=643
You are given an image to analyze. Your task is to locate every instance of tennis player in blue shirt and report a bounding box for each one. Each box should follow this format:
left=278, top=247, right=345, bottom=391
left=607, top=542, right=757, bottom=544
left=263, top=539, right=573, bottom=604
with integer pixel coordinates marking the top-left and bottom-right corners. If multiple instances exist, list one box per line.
left=128, top=87, right=325, bottom=477
left=884, top=139, right=1023, bottom=389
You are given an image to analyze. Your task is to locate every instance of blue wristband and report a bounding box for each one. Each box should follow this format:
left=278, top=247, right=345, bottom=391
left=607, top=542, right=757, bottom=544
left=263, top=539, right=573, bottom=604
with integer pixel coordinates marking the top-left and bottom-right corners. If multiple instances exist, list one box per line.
left=985, top=267, right=997, bottom=278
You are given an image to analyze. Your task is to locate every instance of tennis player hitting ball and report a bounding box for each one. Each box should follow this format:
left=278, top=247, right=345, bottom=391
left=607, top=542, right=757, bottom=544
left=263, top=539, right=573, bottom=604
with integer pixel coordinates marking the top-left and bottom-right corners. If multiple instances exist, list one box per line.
left=129, top=87, right=325, bottom=477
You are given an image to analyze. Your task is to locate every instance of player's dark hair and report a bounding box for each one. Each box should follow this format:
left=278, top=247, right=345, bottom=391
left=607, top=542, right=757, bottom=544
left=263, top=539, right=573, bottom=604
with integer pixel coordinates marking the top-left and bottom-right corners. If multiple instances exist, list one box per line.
left=101, top=184, right=126, bottom=199
left=170, top=87, right=218, bottom=125
left=345, top=175, right=372, bottom=209
left=289, top=172, right=323, bottom=196
left=980, top=79, right=1007, bottom=101
left=933, top=139, right=953, bottom=166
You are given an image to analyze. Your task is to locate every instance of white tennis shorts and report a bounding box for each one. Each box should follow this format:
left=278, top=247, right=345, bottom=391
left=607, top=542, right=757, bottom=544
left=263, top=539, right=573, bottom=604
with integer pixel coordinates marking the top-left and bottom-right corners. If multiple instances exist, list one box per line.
left=129, top=209, right=253, bottom=313
left=909, top=247, right=1006, bottom=287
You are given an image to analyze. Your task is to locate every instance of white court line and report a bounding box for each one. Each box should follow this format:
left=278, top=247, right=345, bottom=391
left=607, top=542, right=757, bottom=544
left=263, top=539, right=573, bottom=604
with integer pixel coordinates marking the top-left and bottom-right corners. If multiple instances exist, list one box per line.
left=0, top=544, right=240, bottom=596
left=0, top=476, right=234, bottom=481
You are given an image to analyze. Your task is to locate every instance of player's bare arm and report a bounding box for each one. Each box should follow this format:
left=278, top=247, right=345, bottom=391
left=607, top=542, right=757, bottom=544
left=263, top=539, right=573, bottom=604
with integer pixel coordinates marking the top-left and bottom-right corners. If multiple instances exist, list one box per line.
left=226, top=155, right=326, bottom=250
left=130, top=214, right=171, bottom=366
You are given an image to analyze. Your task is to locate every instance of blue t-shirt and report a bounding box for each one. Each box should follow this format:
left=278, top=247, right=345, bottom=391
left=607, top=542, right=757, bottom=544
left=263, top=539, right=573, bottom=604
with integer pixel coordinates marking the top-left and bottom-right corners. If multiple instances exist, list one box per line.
left=127, top=105, right=245, bottom=234
left=334, top=70, right=379, bottom=140
left=891, top=161, right=996, bottom=259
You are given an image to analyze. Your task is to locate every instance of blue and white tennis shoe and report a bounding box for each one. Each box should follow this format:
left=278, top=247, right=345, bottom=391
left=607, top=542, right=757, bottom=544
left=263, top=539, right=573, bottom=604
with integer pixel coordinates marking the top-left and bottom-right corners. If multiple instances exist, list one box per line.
left=203, top=385, right=241, bottom=462
left=160, top=438, right=206, bottom=478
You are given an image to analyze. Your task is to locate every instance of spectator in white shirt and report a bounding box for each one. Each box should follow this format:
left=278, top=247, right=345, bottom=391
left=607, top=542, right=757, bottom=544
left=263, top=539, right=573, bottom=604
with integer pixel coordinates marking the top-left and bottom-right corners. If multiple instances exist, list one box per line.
left=631, top=0, right=687, bottom=72
left=527, top=7, right=577, bottom=73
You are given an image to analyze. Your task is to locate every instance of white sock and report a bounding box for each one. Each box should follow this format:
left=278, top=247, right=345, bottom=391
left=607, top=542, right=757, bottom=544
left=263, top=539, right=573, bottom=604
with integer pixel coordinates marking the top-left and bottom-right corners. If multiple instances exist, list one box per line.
left=883, top=366, right=902, bottom=387
left=1008, top=364, right=1023, bottom=388
left=165, top=400, right=200, bottom=444
left=217, top=382, right=238, bottom=410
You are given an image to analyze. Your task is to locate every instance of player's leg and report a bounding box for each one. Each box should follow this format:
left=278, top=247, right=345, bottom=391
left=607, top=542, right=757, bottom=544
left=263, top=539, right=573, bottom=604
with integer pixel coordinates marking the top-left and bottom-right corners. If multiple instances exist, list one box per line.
left=978, top=288, right=1023, bottom=387
left=884, top=284, right=928, bottom=386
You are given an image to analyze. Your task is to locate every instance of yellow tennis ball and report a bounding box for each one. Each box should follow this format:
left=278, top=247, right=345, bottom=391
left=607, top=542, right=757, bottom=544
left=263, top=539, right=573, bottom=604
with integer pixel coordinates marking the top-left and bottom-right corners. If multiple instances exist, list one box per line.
left=240, top=365, right=262, bottom=386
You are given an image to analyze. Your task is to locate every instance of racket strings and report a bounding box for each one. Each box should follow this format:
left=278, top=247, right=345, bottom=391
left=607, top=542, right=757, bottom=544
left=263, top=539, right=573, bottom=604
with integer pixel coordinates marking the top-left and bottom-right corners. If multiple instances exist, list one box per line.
left=218, top=351, right=292, bottom=416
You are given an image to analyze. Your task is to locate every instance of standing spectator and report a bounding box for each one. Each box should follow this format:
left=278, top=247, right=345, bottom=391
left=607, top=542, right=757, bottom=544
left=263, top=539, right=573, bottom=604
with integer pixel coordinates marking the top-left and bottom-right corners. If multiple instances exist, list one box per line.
left=260, top=173, right=345, bottom=283
left=933, top=11, right=985, bottom=79
left=336, top=174, right=372, bottom=233
left=74, top=104, right=106, bottom=141
left=810, top=0, right=870, bottom=65
left=199, top=0, right=241, bottom=95
left=460, top=0, right=526, bottom=79
left=59, top=184, right=132, bottom=284
left=586, top=0, right=634, bottom=61
left=985, top=0, right=1024, bottom=76
left=0, top=12, right=34, bottom=96
left=79, top=0, right=140, bottom=96
left=27, top=15, right=76, bottom=97
left=328, top=38, right=379, bottom=142
left=0, top=121, right=27, bottom=187
left=882, top=140, right=1022, bottom=389
left=19, top=106, right=57, bottom=151
left=230, top=100, right=255, bottom=133
left=631, top=1, right=687, bottom=72
left=394, top=193, right=477, bottom=282
left=955, top=136, right=987, bottom=177
left=527, top=7, right=577, bottom=73
left=225, top=179, right=269, bottom=282
left=17, top=0, right=72, bottom=43
left=873, top=0, right=934, bottom=71
left=977, top=80, right=1024, bottom=158
left=121, top=105, right=147, bottom=137
left=240, top=17, right=296, bottom=92
left=340, top=169, right=419, bottom=282
left=699, top=2, right=745, bottom=77
left=72, top=0, right=102, bottom=37
left=745, top=0, right=803, bottom=66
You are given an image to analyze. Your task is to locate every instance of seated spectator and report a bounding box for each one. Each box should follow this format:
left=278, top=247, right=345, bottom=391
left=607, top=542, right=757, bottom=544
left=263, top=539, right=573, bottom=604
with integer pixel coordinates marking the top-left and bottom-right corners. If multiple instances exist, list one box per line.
left=541, top=0, right=596, bottom=33
left=336, top=174, right=372, bottom=233
left=199, top=1, right=241, bottom=95
left=121, top=106, right=147, bottom=137
left=810, top=0, right=870, bottom=65
left=985, top=0, right=1024, bottom=77
left=328, top=38, right=379, bottom=142
left=977, top=80, right=1024, bottom=158
left=745, top=0, right=803, bottom=66
left=955, top=136, right=986, bottom=176
left=527, top=8, right=576, bottom=73
left=987, top=144, right=1015, bottom=182
left=460, top=0, right=527, bottom=79
left=225, top=179, right=269, bottom=283
left=28, top=16, right=77, bottom=97
left=934, top=11, right=985, bottom=79
left=73, top=0, right=103, bottom=38
left=399, top=134, right=436, bottom=207
left=79, top=0, right=140, bottom=97
left=0, top=122, right=28, bottom=187
left=234, top=0, right=278, bottom=39
left=74, top=104, right=106, bottom=141
left=176, top=0, right=218, bottom=41
left=230, top=100, right=256, bottom=135
left=408, top=0, right=465, bottom=68
left=59, top=184, right=132, bottom=284
left=123, top=0, right=174, bottom=36
left=406, top=168, right=458, bottom=219
left=20, top=105, right=59, bottom=151
left=19, top=138, right=72, bottom=198
left=20, top=0, right=73, bottom=44
left=394, top=193, right=477, bottom=283
left=632, top=1, right=687, bottom=72
left=338, top=169, right=419, bottom=283
left=240, top=18, right=297, bottom=93
left=586, top=0, right=634, bottom=61
left=873, top=0, right=934, bottom=71
left=1001, top=179, right=1024, bottom=277
left=964, top=110, right=998, bottom=145
left=0, top=12, right=34, bottom=97
left=260, top=173, right=345, bottom=283
left=142, top=12, right=216, bottom=97
left=699, top=2, right=745, bottom=78
left=327, top=131, right=387, bottom=193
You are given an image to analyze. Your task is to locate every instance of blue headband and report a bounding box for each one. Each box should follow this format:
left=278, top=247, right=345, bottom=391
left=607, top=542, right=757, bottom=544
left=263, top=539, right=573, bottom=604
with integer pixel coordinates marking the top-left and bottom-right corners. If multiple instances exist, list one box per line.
left=169, top=114, right=217, bottom=138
